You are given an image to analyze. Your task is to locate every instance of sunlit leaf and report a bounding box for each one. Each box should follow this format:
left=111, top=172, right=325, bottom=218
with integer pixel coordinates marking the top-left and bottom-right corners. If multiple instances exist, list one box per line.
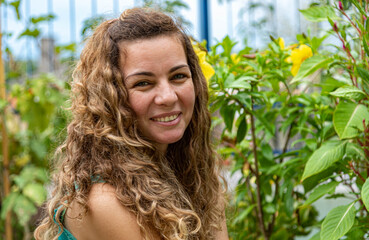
left=320, top=202, right=356, bottom=240
left=362, top=178, right=369, bottom=211
left=23, top=183, right=47, bottom=205
left=291, top=55, right=333, bottom=83
left=333, top=102, right=369, bottom=139
left=329, top=86, right=367, bottom=101
left=303, top=181, right=339, bottom=206
left=302, top=142, right=346, bottom=181
left=300, top=6, right=341, bottom=22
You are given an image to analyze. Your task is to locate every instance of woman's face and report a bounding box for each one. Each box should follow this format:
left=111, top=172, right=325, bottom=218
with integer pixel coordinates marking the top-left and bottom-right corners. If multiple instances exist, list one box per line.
left=120, top=35, right=195, bottom=152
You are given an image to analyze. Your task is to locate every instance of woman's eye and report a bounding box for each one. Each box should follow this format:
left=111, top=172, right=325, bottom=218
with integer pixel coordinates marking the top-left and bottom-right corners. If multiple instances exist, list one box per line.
left=134, top=81, right=149, bottom=87
left=172, top=74, right=186, bottom=80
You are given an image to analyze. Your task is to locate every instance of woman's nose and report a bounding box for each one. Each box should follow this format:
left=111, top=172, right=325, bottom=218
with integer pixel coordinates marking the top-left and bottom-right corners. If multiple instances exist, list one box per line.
left=154, top=81, right=178, bottom=106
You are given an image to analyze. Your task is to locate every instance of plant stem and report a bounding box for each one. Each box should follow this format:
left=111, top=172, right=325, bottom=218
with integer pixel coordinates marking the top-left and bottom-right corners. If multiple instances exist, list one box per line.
left=268, top=123, right=294, bottom=235
left=250, top=95, right=268, bottom=240
left=341, top=10, right=362, bottom=35
left=223, top=141, right=256, bottom=175
left=349, top=161, right=366, bottom=182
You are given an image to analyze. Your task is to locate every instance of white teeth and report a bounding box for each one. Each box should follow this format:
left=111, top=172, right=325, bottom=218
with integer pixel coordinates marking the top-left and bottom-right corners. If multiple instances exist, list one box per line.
left=152, top=114, right=179, bottom=122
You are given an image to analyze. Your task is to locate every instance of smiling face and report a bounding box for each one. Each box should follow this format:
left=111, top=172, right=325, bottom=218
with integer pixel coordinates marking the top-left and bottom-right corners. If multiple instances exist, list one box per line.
left=120, top=35, right=196, bottom=152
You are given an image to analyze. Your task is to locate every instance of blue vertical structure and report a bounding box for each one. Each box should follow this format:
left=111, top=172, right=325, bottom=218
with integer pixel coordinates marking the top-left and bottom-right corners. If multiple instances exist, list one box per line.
left=69, top=0, right=76, bottom=59
left=113, top=0, right=119, bottom=16
left=91, top=0, right=97, bottom=17
left=199, top=0, right=210, bottom=50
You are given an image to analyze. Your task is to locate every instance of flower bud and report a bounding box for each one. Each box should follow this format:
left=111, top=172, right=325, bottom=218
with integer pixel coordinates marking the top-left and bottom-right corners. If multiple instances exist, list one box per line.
left=333, top=22, right=338, bottom=31
left=339, top=1, right=343, bottom=10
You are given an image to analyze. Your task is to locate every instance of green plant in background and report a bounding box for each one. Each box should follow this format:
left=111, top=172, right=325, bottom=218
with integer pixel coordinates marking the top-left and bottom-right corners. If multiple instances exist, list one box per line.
left=207, top=34, right=321, bottom=240
left=297, top=1, right=369, bottom=239
left=205, top=0, right=369, bottom=239
left=0, top=75, right=69, bottom=238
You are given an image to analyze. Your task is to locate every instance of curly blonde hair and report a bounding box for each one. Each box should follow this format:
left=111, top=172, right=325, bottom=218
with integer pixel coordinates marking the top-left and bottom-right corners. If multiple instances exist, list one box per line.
left=34, top=8, right=225, bottom=240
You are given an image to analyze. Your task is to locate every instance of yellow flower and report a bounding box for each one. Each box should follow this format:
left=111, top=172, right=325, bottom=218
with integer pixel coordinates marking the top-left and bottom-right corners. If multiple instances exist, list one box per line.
left=192, top=43, right=215, bottom=81
left=289, top=44, right=313, bottom=76
left=231, top=53, right=240, bottom=64
left=278, top=37, right=285, bottom=50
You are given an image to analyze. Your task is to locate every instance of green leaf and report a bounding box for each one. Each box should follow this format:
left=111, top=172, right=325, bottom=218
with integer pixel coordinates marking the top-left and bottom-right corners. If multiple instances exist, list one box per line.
left=233, top=204, right=256, bottom=224
left=291, top=55, right=333, bottom=83
left=300, top=6, right=341, bottom=22
left=236, top=116, right=247, bottom=143
left=30, top=14, right=55, bottom=24
left=329, top=86, right=367, bottom=101
left=362, top=178, right=369, bottom=211
left=10, top=0, right=21, bottom=20
left=0, top=192, right=19, bottom=219
left=220, top=103, right=235, bottom=132
left=303, top=181, right=339, bottom=206
left=348, top=0, right=366, bottom=16
left=357, top=66, right=369, bottom=83
left=363, top=38, right=369, bottom=58
left=302, top=142, right=346, bottom=181
left=13, top=195, right=37, bottom=226
left=320, top=202, right=356, bottom=240
left=346, top=142, right=366, bottom=160
left=309, top=231, right=321, bottom=240
left=23, top=183, right=47, bottom=205
left=18, top=28, right=40, bottom=39
left=224, top=74, right=251, bottom=89
left=253, top=111, right=275, bottom=136
left=333, top=102, right=369, bottom=139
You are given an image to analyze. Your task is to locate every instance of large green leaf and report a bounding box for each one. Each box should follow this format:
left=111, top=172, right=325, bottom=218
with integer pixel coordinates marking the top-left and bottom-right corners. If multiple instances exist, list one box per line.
left=291, top=55, right=333, bottom=83
left=303, top=181, right=339, bottom=206
left=300, top=6, right=341, bottom=22
left=329, top=86, right=366, bottom=101
left=333, top=102, right=369, bottom=139
left=362, top=178, right=369, bottom=211
left=320, top=202, right=356, bottom=240
left=346, top=142, right=366, bottom=160
left=23, top=183, right=47, bottom=205
left=224, top=75, right=252, bottom=89
left=302, top=142, right=346, bottom=181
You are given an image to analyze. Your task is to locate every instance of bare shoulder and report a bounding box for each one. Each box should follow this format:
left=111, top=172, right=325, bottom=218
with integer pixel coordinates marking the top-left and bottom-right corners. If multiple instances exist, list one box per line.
left=65, top=183, right=143, bottom=240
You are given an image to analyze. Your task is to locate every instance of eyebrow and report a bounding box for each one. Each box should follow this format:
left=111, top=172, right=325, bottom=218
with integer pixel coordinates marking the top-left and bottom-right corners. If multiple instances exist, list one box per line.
left=125, top=64, right=190, bottom=80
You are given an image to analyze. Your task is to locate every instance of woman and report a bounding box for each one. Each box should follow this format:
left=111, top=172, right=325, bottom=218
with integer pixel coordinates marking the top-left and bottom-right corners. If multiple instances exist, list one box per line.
left=35, top=7, right=228, bottom=240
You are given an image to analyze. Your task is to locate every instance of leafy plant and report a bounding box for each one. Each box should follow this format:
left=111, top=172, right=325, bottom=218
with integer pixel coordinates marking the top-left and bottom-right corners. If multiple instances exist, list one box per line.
left=207, top=1, right=369, bottom=239
left=0, top=75, right=69, bottom=238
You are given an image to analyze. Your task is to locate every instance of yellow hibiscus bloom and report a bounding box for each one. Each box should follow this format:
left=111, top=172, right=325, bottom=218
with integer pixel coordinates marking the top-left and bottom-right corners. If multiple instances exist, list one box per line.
left=288, top=44, right=313, bottom=76
left=192, top=43, right=215, bottom=81
left=231, top=53, right=240, bottom=64
left=278, top=37, right=285, bottom=50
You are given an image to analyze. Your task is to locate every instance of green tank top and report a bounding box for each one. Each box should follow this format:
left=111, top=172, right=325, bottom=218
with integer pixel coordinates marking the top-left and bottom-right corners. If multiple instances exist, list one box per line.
left=53, top=176, right=104, bottom=240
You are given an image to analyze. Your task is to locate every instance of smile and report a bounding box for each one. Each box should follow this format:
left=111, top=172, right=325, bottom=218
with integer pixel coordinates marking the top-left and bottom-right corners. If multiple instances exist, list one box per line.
left=151, top=114, right=180, bottom=122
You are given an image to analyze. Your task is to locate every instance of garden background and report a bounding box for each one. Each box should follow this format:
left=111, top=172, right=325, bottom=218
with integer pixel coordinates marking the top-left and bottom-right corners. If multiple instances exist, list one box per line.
left=1, top=0, right=369, bottom=239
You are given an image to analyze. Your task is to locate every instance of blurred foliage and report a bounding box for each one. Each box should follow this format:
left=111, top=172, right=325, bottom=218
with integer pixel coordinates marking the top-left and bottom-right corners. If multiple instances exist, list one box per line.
left=1, top=75, right=70, bottom=238
left=204, top=0, right=369, bottom=239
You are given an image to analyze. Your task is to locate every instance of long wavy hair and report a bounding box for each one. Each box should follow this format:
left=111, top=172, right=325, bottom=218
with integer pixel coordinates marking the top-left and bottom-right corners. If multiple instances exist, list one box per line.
left=34, top=8, right=224, bottom=240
